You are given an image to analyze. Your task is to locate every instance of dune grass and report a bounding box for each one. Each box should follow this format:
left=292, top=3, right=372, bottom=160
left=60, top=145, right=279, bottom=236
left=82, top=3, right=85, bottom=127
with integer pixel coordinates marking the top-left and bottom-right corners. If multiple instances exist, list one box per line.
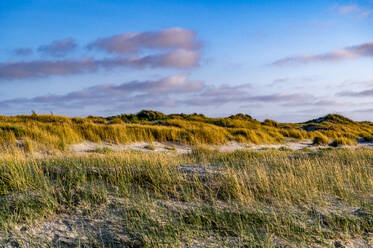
left=0, top=147, right=372, bottom=246
left=1, top=112, right=372, bottom=246
left=0, top=112, right=371, bottom=155
left=312, top=133, right=329, bottom=145
left=330, top=137, right=358, bottom=147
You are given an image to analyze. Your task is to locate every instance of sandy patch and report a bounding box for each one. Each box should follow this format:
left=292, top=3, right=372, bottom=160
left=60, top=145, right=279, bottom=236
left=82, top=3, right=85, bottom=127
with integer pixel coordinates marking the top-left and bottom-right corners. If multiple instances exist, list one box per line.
left=69, top=139, right=373, bottom=155
left=70, top=141, right=191, bottom=154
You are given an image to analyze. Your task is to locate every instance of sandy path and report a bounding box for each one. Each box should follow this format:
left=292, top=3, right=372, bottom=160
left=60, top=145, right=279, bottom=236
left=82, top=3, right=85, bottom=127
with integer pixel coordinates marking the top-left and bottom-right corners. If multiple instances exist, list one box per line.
left=69, top=140, right=343, bottom=154
left=69, top=139, right=373, bottom=155
left=70, top=141, right=192, bottom=154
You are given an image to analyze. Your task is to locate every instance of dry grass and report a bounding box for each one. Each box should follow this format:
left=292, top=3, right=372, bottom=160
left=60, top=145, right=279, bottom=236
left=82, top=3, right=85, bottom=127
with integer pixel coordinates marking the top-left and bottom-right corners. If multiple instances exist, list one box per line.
left=0, top=147, right=372, bottom=246
left=312, top=133, right=329, bottom=145
left=1, top=112, right=372, bottom=155
left=144, top=143, right=156, bottom=150
left=1, top=112, right=373, bottom=246
left=330, top=137, right=358, bottom=147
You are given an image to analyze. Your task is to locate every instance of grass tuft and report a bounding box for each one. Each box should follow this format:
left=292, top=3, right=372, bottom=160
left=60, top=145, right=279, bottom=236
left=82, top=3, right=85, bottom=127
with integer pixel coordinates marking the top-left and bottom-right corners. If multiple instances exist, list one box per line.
left=330, top=137, right=357, bottom=147
left=312, top=134, right=329, bottom=145
left=144, top=144, right=156, bottom=150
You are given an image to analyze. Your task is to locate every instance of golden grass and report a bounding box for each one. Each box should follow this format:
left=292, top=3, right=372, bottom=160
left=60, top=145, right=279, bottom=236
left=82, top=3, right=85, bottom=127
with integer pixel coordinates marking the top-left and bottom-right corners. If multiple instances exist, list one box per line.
left=330, top=137, right=358, bottom=147
left=0, top=148, right=372, bottom=246
left=312, top=133, right=329, bottom=145
left=0, top=112, right=372, bottom=154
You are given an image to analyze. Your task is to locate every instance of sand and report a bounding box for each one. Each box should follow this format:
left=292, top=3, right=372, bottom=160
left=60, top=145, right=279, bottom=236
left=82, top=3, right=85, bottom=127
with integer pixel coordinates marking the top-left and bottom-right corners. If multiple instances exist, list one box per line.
left=69, top=139, right=373, bottom=155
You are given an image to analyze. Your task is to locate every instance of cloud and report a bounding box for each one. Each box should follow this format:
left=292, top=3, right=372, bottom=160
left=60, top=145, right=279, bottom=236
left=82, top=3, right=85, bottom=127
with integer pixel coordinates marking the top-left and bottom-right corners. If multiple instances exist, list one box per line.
left=120, top=75, right=204, bottom=93
left=0, top=59, right=97, bottom=79
left=334, top=4, right=371, bottom=17
left=338, top=88, right=373, bottom=97
left=182, top=83, right=313, bottom=106
left=249, top=93, right=313, bottom=102
left=1, top=28, right=201, bottom=81
left=1, top=27, right=202, bottom=80
left=0, top=75, right=315, bottom=114
left=14, top=48, right=33, bottom=56
left=355, top=80, right=373, bottom=86
left=87, top=27, right=200, bottom=53
left=354, top=108, right=373, bottom=113
left=281, top=99, right=347, bottom=107
left=338, top=79, right=373, bottom=88
left=151, top=49, right=200, bottom=67
left=268, top=76, right=319, bottom=87
left=37, top=37, right=77, bottom=57
left=0, top=75, right=204, bottom=109
left=271, top=78, right=290, bottom=85
left=272, top=41, right=373, bottom=65
left=312, top=100, right=345, bottom=106
left=0, top=49, right=200, bottom=80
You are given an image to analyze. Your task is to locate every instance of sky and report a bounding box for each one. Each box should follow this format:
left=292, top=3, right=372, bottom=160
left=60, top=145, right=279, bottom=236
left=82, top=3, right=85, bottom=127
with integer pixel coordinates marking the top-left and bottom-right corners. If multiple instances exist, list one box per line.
left=1, top=0, right=373, bottom=122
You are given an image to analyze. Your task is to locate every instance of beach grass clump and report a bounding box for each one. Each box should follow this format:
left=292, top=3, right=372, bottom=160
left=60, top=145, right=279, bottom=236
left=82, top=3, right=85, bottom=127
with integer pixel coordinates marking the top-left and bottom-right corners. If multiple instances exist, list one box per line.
left=22, top=137, right=34, bottom=153
left=91, top=146, right=114, bottom=154
left=144, top=144, right=156, bottom=150
left=164, top=145, right=177, bottom=151
left=312, top=134, right=329, bottom=145
left=330, top=137, right=358, bottom=147
left=108, top=117, right=123, bottom=124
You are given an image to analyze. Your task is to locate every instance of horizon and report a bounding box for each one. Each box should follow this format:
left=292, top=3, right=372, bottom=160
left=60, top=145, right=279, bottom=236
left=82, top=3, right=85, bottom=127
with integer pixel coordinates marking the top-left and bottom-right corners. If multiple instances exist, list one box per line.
left=1, top=110, right=364, bottom=124
left=1, top=0, right=373, bottom=122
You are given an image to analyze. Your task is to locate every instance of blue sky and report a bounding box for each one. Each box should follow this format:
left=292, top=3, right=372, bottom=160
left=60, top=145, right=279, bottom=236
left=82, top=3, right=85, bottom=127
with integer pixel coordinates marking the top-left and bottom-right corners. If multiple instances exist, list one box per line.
left=1, top=0, right=373, bottom=122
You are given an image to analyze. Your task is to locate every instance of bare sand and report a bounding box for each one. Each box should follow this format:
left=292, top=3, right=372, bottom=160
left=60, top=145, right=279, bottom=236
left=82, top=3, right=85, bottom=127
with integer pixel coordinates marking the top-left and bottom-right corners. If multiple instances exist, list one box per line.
left=69, top=139, right=373, bottom=154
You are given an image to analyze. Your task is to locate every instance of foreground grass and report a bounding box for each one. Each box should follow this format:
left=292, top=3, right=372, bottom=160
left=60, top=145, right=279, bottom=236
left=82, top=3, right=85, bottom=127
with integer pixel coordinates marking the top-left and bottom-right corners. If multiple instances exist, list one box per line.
left=0, top=148, right=372, bottom=247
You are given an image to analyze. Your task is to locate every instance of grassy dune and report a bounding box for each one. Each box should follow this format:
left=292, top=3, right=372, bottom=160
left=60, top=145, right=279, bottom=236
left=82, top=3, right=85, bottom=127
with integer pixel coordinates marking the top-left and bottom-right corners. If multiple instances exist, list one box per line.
left=0, top=148, right=372, bottom=246
left=1, top=111, right=373, bottom=247
left=1, top=111, right=373, bottom=154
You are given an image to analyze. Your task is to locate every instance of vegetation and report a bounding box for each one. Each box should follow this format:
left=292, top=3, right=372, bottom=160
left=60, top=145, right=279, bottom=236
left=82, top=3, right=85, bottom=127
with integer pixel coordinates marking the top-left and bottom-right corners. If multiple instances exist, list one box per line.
left=144, top=143, right=156, bottom=150
left=0, top=111, right=372, bottom=154
left=330, top=137, right=358, bottom=147
left=90, top=146, right=114, bottom=154
left=0, top=148, right=372, bottom=246
left=0, top=111, right=372, bottom=246
left=312, top=133, right=329, bottom=145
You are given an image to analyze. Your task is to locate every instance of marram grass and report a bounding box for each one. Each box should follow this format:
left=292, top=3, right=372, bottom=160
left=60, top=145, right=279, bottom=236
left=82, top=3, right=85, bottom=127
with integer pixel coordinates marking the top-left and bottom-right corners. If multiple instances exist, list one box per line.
left=0, top=148, right=372, bottom=246
left=0, top=112, right=372, bottom=153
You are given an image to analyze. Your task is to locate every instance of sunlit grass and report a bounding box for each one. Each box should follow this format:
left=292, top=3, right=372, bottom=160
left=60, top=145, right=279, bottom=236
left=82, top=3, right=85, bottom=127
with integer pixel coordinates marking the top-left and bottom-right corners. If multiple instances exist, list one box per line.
left=0, top=112, right=371, bottom=154
left=0, top=148, right=372, bottom=246
left=1, top=112, right=373, bottom=246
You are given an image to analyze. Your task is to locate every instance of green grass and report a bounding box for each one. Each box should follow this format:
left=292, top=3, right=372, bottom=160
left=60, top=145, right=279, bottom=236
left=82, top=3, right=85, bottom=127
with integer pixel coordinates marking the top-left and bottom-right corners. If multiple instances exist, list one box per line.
left=0, top=148, right=372, bottom=246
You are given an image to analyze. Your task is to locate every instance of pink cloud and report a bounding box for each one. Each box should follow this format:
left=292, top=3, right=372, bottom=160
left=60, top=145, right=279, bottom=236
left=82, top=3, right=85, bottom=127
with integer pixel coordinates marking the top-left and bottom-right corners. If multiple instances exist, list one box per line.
left=272, top=41, right=373, bottom=66
left=87, top=27, right=200, bottom=53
